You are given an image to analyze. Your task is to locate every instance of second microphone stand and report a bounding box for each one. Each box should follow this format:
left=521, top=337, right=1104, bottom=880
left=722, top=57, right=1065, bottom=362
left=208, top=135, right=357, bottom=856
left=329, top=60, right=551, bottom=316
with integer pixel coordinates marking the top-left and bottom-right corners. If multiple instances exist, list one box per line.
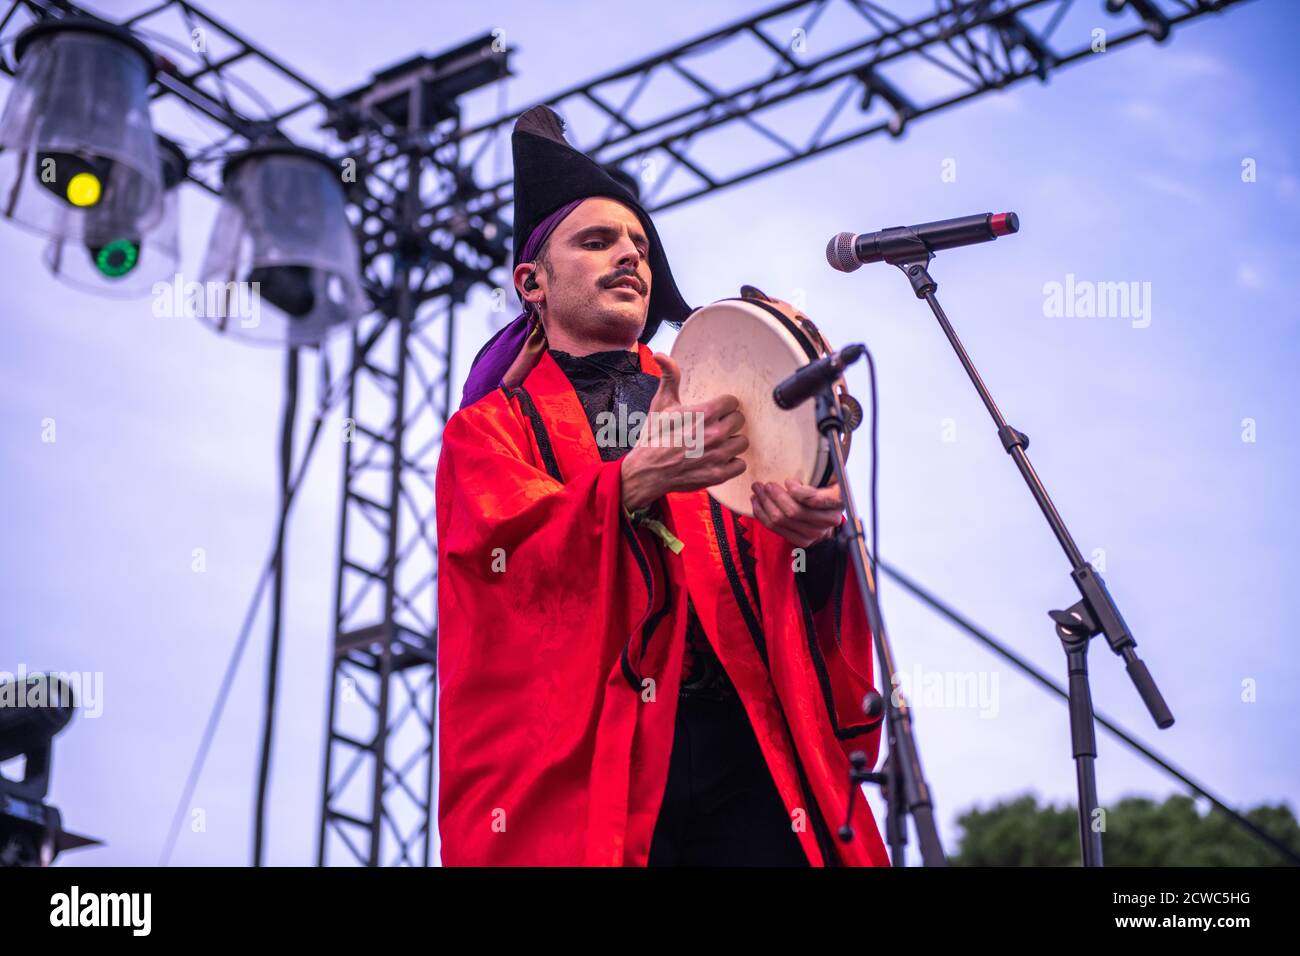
left=815, top=382, right=947, bottom=867
left=883, top=246, right=1174, bottom=867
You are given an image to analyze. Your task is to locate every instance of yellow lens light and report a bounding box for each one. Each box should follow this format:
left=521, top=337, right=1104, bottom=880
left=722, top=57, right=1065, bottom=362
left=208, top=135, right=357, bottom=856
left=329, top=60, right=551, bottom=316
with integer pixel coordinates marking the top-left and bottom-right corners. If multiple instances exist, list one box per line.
left=66, top=172, right=102, bottom=207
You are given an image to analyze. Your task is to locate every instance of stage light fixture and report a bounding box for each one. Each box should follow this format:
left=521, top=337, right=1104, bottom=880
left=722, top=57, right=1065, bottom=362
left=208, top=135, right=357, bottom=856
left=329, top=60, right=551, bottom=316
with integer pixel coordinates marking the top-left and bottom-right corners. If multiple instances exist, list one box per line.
left=43, top=135, right=186, bottom=295
left=199, top=143, right=367, bottom=347
left=0, top=18, right=163, bottom=245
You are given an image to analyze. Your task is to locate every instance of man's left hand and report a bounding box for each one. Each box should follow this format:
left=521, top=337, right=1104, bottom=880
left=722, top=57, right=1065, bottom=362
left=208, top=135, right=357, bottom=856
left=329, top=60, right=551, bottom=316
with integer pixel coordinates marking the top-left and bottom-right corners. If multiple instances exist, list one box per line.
left=750, top=479, right=843, bottom=548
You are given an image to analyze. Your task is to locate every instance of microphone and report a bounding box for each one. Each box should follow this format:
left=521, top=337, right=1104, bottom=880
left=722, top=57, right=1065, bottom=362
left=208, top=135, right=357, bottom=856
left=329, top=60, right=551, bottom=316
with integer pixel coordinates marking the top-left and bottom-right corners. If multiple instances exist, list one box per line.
left=773, top=344, right=865, bottom=410
left=826, top=211, right=1019, bottom=272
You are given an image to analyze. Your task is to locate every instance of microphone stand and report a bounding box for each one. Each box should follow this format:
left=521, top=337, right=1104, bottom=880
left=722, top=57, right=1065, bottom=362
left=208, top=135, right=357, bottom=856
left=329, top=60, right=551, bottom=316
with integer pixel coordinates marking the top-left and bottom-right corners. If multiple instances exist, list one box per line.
left=814, top=383, right=947, bottom=867
left=882, top=246, right=1174, bottom=867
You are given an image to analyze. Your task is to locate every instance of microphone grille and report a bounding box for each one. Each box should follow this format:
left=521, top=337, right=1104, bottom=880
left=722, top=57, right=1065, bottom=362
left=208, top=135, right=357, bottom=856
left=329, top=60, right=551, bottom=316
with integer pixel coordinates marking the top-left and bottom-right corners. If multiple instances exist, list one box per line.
left=826, top=232, right=860, bottom=273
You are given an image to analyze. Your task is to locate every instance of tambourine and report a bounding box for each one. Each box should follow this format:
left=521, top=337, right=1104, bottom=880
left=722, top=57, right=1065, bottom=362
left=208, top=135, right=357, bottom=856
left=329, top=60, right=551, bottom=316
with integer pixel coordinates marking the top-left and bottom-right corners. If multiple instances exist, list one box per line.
left=670, top=284, right=862, bottom=517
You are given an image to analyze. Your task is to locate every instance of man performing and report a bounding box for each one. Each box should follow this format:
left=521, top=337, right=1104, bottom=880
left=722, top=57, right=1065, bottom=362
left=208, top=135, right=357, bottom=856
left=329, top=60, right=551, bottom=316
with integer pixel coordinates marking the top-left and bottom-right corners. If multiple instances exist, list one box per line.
left=435, top=105, right=890, bottom=866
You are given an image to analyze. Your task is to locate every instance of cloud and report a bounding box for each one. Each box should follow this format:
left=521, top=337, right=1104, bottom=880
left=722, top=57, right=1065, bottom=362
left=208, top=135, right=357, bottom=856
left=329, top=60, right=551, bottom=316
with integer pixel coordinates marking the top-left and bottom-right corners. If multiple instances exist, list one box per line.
left=1152, top=50, right=1230, bottom=83
left=1135, top=172, right=1204, bottom=206
left=1236, top=263, right=1264, bottom=291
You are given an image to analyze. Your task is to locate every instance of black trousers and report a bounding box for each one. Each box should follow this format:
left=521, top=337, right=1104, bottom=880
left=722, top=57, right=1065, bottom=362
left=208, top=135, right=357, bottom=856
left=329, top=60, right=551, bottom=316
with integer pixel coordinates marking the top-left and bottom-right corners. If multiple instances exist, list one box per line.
left=647, top=692, right=810, bottom=867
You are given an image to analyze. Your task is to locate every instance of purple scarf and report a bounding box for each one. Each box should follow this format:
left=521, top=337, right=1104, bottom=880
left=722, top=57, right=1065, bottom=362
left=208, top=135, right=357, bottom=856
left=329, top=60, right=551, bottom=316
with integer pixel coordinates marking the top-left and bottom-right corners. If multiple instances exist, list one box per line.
left=459, top=199, right=584, bottom=409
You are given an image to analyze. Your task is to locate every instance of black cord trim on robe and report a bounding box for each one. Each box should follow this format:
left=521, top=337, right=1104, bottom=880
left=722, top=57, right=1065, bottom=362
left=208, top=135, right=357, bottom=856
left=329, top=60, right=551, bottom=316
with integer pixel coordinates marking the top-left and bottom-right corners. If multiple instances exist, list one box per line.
left=787, top=728, right=842, bottom=868
left=496, top=384, right=657, bottom=693
left=832, top=538, right=848, bottom=653
left=731, top=511, right=763, bottom=620
left=708, top=497, right=768, bottom=669
left=711, top=502, right=839, bottom=864
left=618, top=512, right=657, bottom=692
left=825, top=534, right=876, bottom=689
left=639, top=536, right=673, bottom=672
left=620, top=646, right=641, bottom=691
left=502, top=384, right=562, bottom=482
left=794, top=566, right=884, bottom=742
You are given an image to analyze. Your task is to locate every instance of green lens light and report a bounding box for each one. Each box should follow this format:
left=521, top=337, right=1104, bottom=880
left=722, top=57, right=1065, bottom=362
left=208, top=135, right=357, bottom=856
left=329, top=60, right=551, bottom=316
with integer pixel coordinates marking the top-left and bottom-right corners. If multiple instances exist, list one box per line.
left=95, top=238, right=140, bottom=278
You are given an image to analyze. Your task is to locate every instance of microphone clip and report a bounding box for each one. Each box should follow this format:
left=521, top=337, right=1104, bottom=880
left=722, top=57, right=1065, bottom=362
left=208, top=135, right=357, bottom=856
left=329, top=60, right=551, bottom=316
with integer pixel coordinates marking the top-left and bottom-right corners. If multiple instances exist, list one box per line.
left=895, top=253, right=939, bottom=299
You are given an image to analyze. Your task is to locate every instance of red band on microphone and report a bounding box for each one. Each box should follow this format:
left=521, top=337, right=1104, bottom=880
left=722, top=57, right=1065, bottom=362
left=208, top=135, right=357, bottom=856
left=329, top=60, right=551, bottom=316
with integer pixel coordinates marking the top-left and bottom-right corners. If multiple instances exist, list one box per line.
left=990, top=212, right=1019, bottom=236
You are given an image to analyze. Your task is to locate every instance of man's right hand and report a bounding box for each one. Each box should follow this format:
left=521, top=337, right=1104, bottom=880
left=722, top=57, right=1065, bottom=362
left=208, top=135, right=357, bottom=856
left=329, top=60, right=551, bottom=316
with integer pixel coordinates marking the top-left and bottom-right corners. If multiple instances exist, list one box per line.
left=620, top=353, right=748, bottom=512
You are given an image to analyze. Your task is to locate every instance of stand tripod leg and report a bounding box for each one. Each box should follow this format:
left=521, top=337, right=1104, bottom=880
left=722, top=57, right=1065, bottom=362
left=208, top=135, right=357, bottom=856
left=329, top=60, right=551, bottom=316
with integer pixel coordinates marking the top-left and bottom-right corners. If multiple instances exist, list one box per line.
left=1062, top=626, right=1104, bottom=866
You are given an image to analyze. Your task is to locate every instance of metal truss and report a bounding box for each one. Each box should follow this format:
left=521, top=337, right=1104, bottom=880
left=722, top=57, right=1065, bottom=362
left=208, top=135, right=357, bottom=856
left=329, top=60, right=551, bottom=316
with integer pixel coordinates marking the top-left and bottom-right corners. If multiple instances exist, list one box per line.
left=315, top=292, right=452, bottom=867
left=411, top=0, right=1248, bottom=227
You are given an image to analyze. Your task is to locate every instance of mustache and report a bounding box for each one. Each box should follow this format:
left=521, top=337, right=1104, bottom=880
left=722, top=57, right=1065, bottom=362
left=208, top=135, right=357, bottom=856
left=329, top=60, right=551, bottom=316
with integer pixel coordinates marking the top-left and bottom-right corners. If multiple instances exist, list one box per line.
left=601, top=268, right=646, bottom=295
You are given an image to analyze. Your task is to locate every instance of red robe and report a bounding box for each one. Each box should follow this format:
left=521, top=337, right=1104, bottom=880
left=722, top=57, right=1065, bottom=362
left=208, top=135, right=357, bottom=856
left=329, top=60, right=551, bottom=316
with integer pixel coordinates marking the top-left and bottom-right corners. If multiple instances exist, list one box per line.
left=435, top=344, right=890, bottom=866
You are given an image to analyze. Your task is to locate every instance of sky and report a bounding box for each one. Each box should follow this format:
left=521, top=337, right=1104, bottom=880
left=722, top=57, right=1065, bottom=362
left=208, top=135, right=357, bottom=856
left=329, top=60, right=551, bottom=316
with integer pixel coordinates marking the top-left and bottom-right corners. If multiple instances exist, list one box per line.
left=1, top=0, right=1297, bottom=867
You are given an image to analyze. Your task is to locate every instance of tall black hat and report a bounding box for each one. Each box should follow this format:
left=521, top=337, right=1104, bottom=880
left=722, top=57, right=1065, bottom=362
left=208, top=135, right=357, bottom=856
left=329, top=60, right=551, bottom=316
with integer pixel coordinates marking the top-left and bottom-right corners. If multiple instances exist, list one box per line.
left=511, top=105, right=692, bottom=343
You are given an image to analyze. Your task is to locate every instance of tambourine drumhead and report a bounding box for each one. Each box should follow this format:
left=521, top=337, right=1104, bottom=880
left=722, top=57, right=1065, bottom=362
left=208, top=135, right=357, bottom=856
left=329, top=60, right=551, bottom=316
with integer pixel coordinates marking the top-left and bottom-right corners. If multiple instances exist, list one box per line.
left=670, top=298, right=830, bottom=517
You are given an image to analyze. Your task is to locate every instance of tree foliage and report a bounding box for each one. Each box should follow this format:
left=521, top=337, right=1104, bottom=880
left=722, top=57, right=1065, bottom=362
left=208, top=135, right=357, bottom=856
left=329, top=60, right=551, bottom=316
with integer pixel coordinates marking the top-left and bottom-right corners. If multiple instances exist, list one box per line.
left=951, top=793, right=1299, bottom=866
